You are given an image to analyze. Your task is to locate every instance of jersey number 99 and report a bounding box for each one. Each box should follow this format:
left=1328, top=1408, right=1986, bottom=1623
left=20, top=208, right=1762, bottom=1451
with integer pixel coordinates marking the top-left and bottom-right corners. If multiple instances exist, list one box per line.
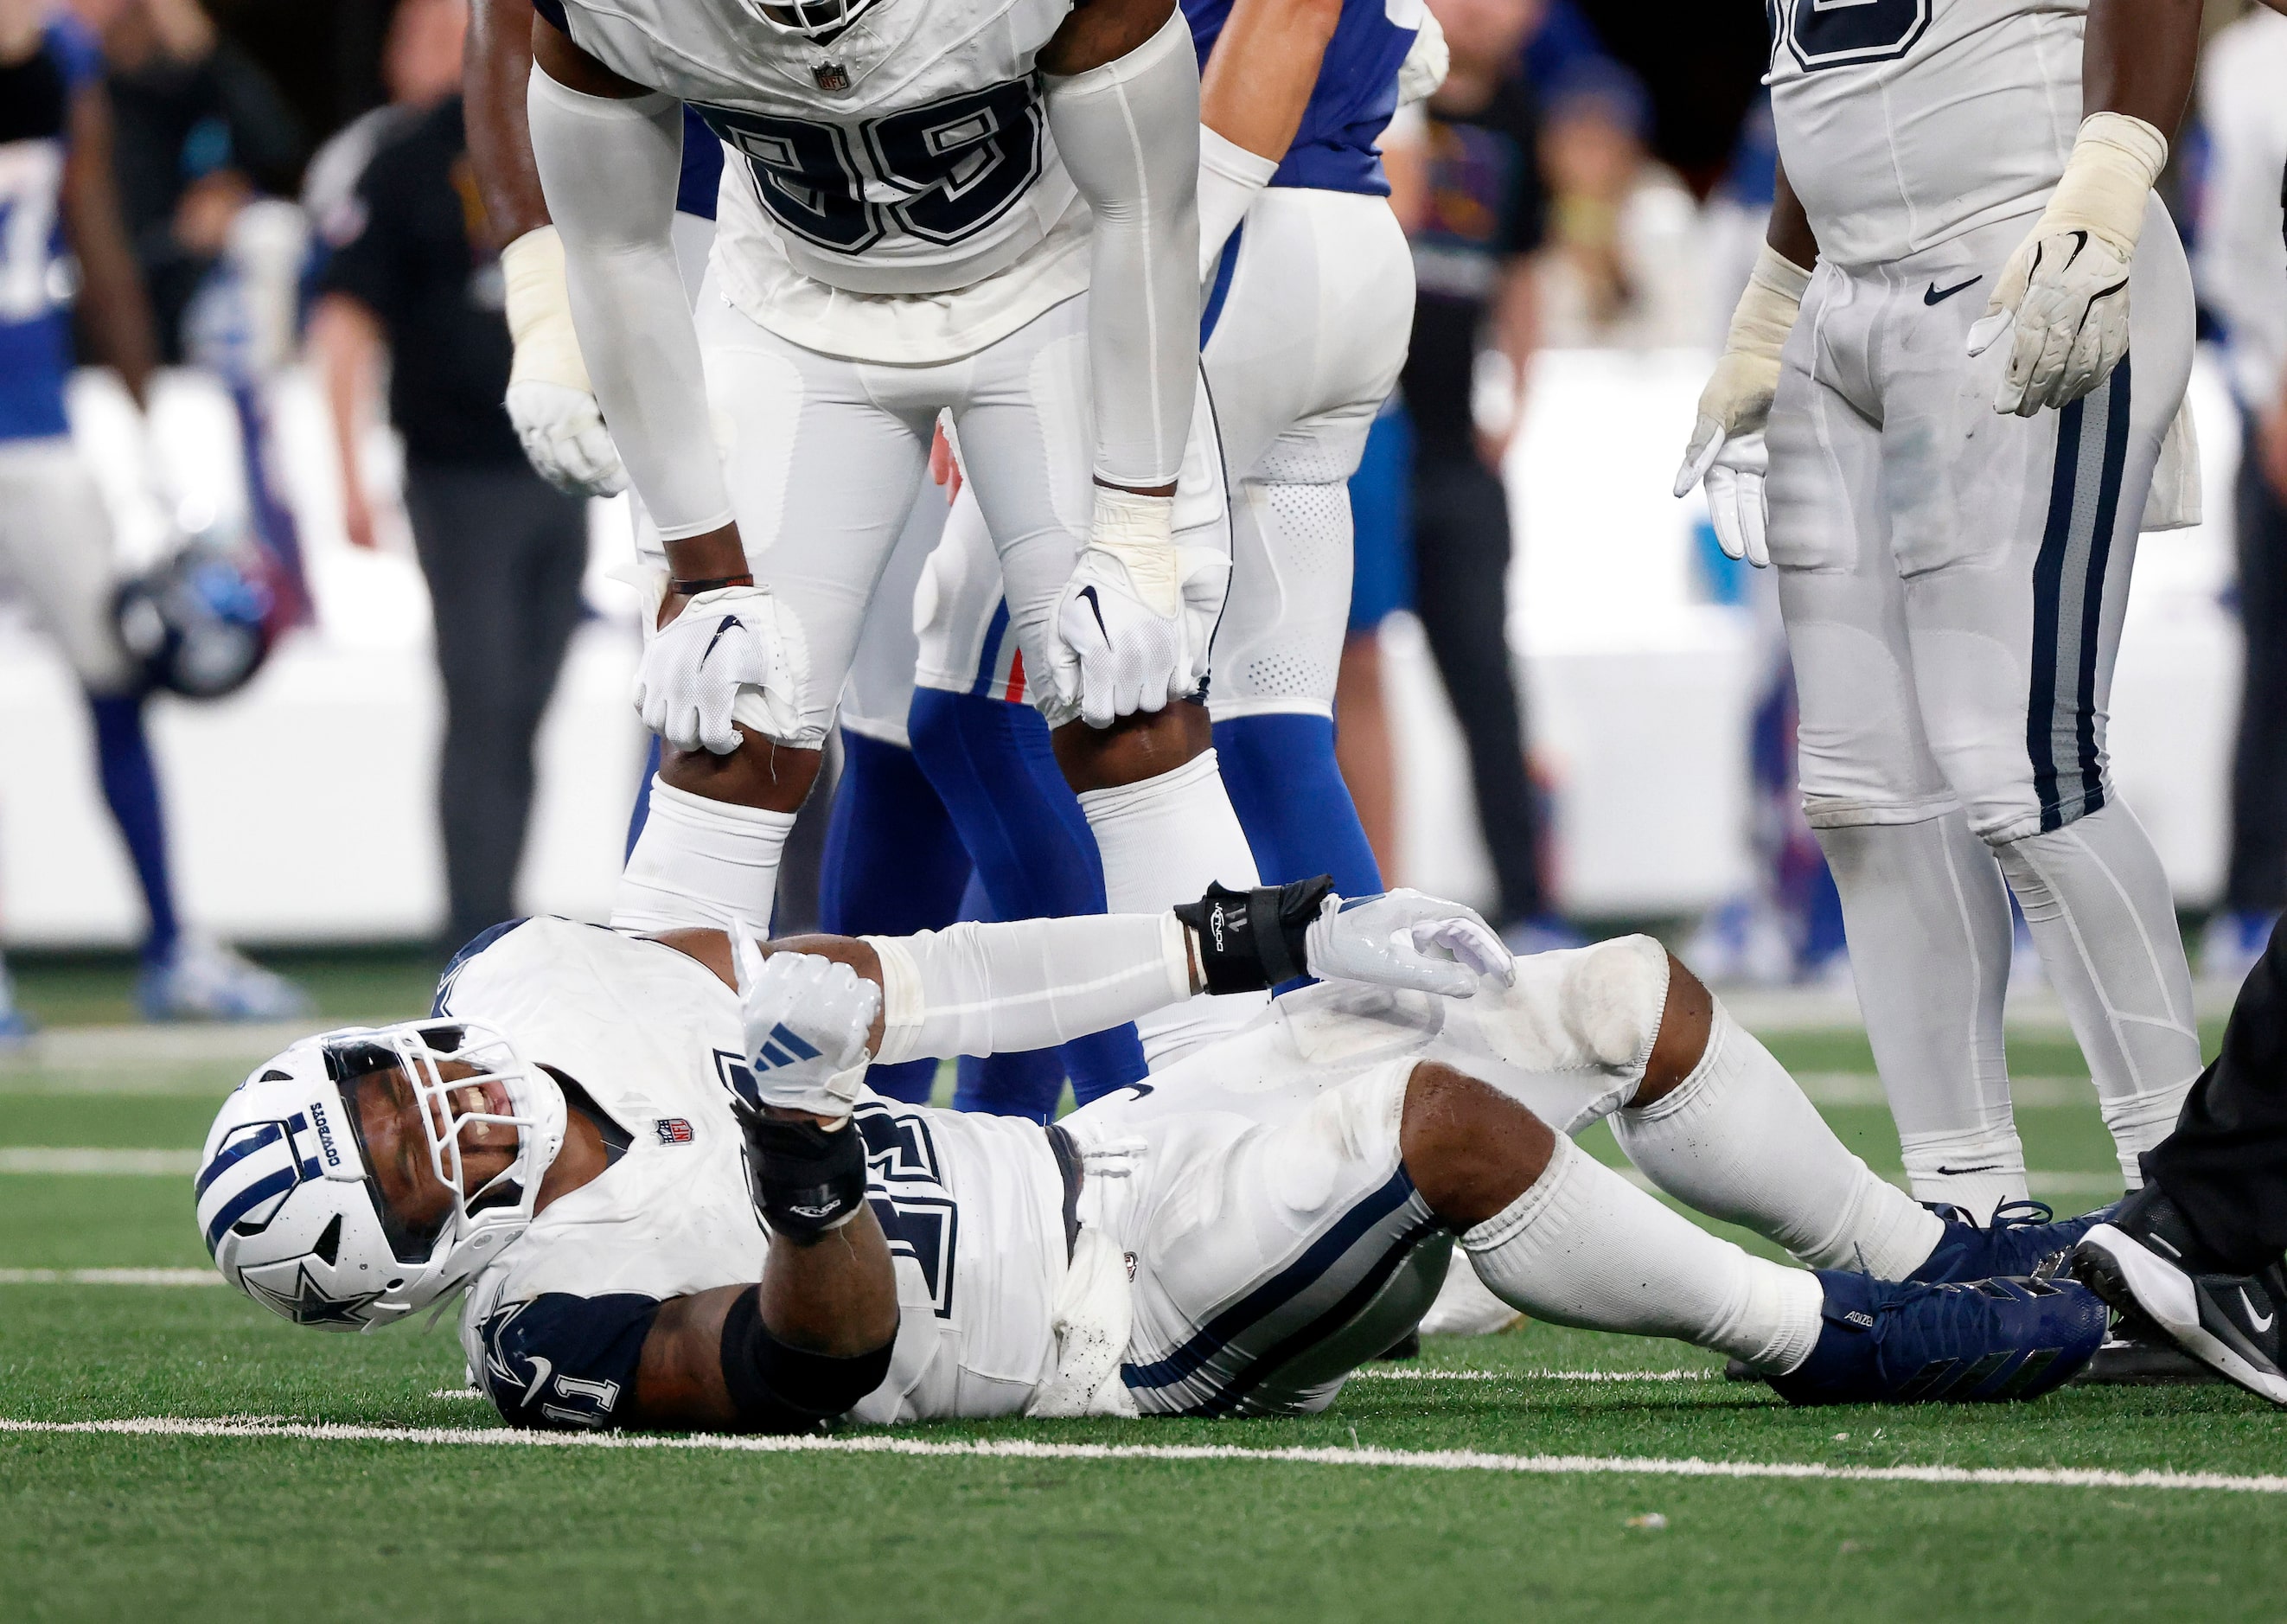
left=699, top=80, right=1045, bottom=255
left=1775, top=0, right=1931, bottom=72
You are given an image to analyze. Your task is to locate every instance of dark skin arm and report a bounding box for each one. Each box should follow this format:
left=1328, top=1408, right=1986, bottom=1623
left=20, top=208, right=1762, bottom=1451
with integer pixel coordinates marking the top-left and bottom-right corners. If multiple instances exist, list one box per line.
left=466, top=0, right=551, bottom=249
left=2081, top=0, right=2201, bottom=137
left=1764, top=159, right=1819, bottom=271
left=61, top=80, right=157, bottom=409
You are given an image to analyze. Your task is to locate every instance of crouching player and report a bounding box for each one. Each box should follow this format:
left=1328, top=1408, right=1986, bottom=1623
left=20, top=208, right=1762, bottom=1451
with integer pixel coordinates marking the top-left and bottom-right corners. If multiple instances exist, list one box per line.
left=199, top=886, right=2111, bottom=1427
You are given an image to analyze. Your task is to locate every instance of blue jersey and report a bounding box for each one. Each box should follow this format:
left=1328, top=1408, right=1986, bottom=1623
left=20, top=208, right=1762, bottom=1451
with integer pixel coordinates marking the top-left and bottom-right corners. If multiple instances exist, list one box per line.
left=1182, top=0, right=1416, bottom=196
left=0, top=15, right=103, bottom=443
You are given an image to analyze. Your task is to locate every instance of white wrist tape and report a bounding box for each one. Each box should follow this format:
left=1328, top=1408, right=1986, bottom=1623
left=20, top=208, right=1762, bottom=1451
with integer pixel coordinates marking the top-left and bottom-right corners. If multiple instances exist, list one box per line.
left=1089, top=487, right=1180, bottom=616
left=2039, top=112, right=2168, bottom=254
left=1727, top=242, right=1813, bottom=367
left=1197, top=125, right=1277, bottom=282
left=500, top=226, right=595, bottom=394
left=866, top=913, right=1192, bottom=1065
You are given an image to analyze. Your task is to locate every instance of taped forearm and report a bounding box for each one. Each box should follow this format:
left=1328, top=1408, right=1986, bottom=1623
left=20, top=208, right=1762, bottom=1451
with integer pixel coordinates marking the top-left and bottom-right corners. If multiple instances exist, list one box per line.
left=865, top=914, right=1193, bottom=1065
left=527, top=70, right=731, bottom=539
left=1044, top=9, right=1201, bottom=488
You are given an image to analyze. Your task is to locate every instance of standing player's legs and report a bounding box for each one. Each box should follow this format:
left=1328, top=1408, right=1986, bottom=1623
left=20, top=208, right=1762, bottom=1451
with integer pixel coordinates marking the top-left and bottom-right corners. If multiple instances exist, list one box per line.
left=1203, top=189, right=1410, bottom=898
left=1896, top=201, right=2202, bottom=1190
left=611, top=296, right=937, bottom=936
left=1767, top=270, right=2025, bottom=1217
left=950, top=295, right=1266, bottom=1068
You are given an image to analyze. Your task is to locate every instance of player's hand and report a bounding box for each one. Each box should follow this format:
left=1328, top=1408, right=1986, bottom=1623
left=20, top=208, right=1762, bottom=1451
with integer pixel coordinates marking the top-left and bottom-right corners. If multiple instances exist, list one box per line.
left=732, top=937, right=878, bottom=1122
left=1305, top=889, right=1515, bottom=999
left=506, top=380, right=628, bottom=497
left=1968, top=230, right=2133, bottom=417
left=633, top=583, right=805, bottom=755
left=1050, top=489, right=1186, bottom=728
left=1682, top=427, right=1770, bottom=568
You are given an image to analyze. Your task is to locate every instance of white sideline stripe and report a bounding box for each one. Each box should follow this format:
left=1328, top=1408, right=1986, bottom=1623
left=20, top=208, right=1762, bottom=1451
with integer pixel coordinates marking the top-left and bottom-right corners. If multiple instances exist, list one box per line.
left=3, top=1416, right=2279, bottom=1495
left=1354, top=1368, right=1711, bottom=1384
left=1610, top=1167, right=2121, bottom=1199
left=0, top=1268, right=218, bottom=1286
left=0, top=1148, right=199, bottom=1174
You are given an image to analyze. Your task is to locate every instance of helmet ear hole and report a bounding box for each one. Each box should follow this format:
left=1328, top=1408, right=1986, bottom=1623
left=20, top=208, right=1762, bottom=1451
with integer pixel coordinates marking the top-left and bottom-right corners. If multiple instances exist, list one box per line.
left=312, top=1213, right=343, bottom=1265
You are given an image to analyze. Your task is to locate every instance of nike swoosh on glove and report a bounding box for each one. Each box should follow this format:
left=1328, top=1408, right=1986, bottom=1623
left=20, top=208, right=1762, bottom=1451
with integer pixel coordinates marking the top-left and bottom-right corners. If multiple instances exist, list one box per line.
left=734, top=936, right=878, bottom=1121
left=507, top=380, right=628, bottom=497
left=634, top=584, right=804, bottom=756
left=1304, top=888, right=1516, bottom=998
left=1050, top=489, right=1186, bottom=729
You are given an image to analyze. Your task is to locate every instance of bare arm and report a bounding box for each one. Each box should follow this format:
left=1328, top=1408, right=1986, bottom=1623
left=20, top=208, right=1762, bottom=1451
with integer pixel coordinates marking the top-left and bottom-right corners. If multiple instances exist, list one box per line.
left=306, top=292, right=389, bottom=550
left=1765, top=158, right=1818, bottom=271
left=1198, top=0, right=1343, bottom=163
left=465, top=0, right=549, bottom=248
left=2083, top=0, right=2201, bottom=137
left=60, top=80, right=157, bottom=409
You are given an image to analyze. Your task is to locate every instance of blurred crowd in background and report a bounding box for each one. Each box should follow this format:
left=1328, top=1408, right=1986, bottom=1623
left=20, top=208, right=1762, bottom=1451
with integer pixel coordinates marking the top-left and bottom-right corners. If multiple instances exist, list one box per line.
left=3, top=0, right=2283, bottom=1007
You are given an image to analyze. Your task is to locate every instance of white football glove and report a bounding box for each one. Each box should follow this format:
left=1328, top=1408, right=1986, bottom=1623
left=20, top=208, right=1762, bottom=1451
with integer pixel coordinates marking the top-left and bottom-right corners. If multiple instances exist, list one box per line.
left=1305, top=889, right=1516, bottom=999
left=1396, top=7, right=1448, bottom=107
left=1674, top=245, right=1810, bottom=569
left=634, top=584, right=805, bottom=756
left=733, top=936, right=878, bottom=1121
left=1967, top=112, right=2165, bottom=419
left=500, top=227, right=628, bottom=497
left=1051, top=488, right=1191, bottom=729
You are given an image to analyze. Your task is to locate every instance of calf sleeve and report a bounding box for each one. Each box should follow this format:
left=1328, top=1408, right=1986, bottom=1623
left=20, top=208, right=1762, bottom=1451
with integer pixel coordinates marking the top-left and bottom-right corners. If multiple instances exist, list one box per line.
left=1994, top=799, right=2202, bottom=1186
left=1077, top=750, right=1266, bottom=1066
left=1612, top=1006, right=1944, bottom=1277
left=612, top=777, right=794, bottom=935
left=88, top=694, right=178, bottom=962
left=1212, top=713, right=1383, bottom=898
left=1814, top=810, right=2027, bottom=1215
left=1461, top=1133, right=1824, bottom=1373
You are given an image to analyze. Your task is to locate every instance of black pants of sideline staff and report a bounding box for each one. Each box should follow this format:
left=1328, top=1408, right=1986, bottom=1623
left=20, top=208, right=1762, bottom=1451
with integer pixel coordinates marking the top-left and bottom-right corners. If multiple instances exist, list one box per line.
left=1411, top=444, right=1548, bottom=926
left=2149, top=918, right=2287, bottom=1273
left=404, top=461, right=588, bottom=951
left=2227, top=419, right=2287, bottom=915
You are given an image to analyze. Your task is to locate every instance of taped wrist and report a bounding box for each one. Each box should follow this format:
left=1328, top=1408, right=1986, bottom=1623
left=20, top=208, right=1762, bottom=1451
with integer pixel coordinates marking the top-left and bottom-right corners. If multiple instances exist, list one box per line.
left=1173, top=876, right=1333, bottom=994
left=1726, top=242, right=1812, bottom=365
left=735, top=1109, right=869, bottom=1242
left=2041, top=112, right=2167, bottom=251
left=719, top=1285, right=895, bottom=1432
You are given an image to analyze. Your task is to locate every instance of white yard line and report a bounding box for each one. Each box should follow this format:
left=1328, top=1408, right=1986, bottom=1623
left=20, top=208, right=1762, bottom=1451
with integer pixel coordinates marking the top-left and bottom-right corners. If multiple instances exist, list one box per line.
left=0, top=1268, right=218, bottom=1286
left=1353, top=1368, right=1711, bottom=1384
left=0, top=1148, right=199, bottom=1175
left=1, top=1415, right=2278, bottom=1495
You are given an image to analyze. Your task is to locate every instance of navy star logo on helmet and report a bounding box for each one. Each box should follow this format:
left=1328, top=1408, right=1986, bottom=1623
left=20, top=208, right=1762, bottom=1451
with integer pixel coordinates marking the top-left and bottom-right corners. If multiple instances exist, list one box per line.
left=241, top=1260, right=384, bottom=1327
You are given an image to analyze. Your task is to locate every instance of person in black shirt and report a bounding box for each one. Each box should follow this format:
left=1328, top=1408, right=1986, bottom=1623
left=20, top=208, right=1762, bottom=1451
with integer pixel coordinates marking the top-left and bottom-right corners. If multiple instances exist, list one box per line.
left=1389, top=0, right=1556, bottom=942
left=310, top=47, right=588, bottom=954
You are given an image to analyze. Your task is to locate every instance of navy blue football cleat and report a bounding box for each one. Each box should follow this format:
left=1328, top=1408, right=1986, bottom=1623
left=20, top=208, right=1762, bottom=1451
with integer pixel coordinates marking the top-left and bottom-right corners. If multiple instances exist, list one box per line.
left=1908, top=1199, right=2118, bottom=1285
left=1764, top=1269, right=2108, bottom=1406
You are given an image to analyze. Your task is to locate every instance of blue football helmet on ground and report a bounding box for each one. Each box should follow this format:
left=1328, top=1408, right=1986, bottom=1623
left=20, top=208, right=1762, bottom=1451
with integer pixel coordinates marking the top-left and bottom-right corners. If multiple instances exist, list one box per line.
left=113, top=535, right=275, bottom=700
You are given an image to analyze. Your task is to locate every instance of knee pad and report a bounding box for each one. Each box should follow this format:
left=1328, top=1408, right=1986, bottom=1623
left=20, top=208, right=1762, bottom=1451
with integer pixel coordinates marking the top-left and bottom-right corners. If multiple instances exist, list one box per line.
left=1446, top=936, right=1671, bottom=1109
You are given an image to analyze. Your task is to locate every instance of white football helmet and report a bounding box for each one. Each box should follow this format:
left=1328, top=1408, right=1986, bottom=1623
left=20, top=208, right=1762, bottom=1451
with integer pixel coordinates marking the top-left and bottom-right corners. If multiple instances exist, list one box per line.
left=196, top=1020, right=565, bottom=1333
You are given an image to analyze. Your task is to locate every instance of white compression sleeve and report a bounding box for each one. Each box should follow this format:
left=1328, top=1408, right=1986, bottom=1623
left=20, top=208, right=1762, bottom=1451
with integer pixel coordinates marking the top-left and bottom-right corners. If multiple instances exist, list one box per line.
left=866, top=914, right=1194, bottom=1065
left=527, top=70, right=731, bottom=540
left=1044, top=9, right=1201, bottom=489
left=612, top=779, right=794, bottom=934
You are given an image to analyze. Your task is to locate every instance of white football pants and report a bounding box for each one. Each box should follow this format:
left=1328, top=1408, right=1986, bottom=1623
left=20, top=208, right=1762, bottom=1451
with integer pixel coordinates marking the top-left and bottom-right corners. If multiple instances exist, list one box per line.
left=0, top=438, right=134, bottom=693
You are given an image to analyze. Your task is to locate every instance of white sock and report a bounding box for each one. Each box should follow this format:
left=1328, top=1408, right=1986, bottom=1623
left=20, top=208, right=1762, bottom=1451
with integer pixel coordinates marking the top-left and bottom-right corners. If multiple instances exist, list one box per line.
left=1815, top=810, right=2029, bottom=1211
left=612, top=777, right=795, bottom=935
left=1461, top=1133, right=1825, bottom=1373
left=1896, top=1124, right=2031, bottom=1222
left=1612, top=1005, right=1945, bottom=1277
left=1077, top=749, right=1265, bottom=1067
left=1995, top=801, right=2201, bottom=1188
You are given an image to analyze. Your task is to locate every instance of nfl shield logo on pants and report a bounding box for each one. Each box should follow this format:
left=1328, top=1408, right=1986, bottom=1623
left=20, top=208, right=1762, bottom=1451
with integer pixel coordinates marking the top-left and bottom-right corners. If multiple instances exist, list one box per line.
left=812, top=61, right=849, bottom=91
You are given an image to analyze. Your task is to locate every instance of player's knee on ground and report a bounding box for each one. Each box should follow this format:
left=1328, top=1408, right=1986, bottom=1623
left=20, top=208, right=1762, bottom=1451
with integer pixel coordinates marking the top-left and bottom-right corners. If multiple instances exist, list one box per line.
left=660, top=732, right=824, bottom=813
left=1051, top=701, right=1211, bottom=792
left=719, top=1285, right=896, bottom=1434
left=1399, top=1061, right=1557, bottom=1231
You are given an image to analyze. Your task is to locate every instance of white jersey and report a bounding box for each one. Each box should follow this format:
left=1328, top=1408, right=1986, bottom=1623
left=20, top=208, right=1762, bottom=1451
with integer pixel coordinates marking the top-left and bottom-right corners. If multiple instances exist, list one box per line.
left=546, top=0, right=1092, bottom=363
left=1766, top=0, right=2086, bottom=267
left=445, top=917, right=1068, bottom=1428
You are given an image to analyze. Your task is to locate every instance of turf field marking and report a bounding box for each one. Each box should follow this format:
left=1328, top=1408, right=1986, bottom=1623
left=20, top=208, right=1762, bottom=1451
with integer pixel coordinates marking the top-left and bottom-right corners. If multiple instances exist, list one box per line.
left=0, top=1269, right=218, bottom=1286
left=0, top=1148, right=199, bottom=1174
left=1352, top=1368, right=1713, bottom=1384
left=5, top=1416, right=2282, bottom=1496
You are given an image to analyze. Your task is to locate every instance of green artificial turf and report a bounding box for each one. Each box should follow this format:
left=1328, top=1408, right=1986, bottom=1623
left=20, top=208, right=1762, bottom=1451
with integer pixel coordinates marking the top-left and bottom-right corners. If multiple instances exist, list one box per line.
left=3, top=1001, right=2281, bottom=1622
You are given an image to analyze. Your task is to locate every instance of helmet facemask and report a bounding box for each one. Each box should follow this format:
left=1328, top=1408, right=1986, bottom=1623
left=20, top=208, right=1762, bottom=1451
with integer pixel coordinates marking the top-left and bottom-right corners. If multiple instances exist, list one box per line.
left=728, top=0, right=879, bottom=43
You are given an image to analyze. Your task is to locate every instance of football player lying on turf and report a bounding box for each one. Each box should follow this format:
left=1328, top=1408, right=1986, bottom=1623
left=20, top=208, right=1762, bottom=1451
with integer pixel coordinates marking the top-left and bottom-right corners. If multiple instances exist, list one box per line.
left=200, top=882, right=2111, bottom=1428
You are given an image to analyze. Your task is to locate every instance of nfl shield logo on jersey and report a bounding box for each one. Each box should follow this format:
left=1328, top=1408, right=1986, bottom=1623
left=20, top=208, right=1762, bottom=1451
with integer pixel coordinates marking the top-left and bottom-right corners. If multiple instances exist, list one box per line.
left=812, top=61, right=849, bottom=91
left=655, top=1118, right=694, bottom=1146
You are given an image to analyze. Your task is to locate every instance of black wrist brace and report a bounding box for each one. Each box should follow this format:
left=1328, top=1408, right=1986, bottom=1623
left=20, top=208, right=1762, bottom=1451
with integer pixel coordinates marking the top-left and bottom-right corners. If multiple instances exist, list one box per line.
left=1172, top=875, right=1335, bottom=994
left=719, top=1285, right=896, bottom=1433
left=734, top=1109, right=870, bottom=1243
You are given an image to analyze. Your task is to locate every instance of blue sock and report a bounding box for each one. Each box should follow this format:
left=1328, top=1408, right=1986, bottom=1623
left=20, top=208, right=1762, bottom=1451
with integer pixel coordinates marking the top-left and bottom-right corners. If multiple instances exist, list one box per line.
left=908, top=688, right=1146, bottom=1107
left=819, top=729, right=973, bottom=1103
left=624, top=734, right=663, bottom=863
left=88, top=693, right=179, bottom=966
left=1213, top=713, right=1383, bottom=896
